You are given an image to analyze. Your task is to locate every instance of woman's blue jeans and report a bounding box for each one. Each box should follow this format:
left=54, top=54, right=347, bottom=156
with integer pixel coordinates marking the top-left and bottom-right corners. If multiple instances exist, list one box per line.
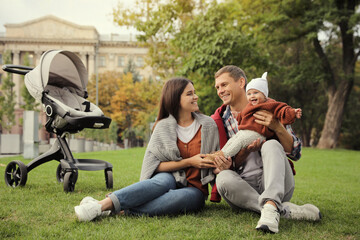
left=108, top=172, right=205, bottom=216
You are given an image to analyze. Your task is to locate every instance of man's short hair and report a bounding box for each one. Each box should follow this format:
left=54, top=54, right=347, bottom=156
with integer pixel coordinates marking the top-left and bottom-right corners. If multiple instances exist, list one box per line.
left=215, top=65, right=247, bottom=85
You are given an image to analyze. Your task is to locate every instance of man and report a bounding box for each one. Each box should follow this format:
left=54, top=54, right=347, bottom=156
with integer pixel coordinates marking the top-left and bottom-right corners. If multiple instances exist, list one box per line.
left=211, top=65, right=321, bottom=234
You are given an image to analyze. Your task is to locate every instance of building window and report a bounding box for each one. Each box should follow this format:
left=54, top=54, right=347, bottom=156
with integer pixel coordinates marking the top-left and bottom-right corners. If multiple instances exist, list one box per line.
left=118, top=56, right=125, bottom=67
left=99, top=56, right=106, bottom=67
left=136, top=56, right=144, bottom=67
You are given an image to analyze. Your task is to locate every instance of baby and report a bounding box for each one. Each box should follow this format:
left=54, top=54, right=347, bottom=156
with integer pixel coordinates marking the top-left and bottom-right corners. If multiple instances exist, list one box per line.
left=206, top=72, right=302, bottom=162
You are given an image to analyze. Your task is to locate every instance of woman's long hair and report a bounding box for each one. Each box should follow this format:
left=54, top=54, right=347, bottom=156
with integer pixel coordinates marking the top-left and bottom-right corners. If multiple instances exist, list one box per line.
left=154, top=77, right=193, bottom=129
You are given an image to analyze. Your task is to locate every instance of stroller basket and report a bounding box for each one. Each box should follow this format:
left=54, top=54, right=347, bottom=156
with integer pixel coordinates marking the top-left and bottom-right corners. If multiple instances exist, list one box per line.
left=3, top=50, right=114, bottom=192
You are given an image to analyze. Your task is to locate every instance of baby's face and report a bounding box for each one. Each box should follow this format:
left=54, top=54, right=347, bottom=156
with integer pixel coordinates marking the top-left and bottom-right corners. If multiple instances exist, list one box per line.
left=246, top=89, right=266, bottom=106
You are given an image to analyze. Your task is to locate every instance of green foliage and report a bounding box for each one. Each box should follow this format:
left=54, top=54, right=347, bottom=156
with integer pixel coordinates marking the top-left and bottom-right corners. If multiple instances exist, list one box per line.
left=112, top=0, right=360, bottom=148
left=86, top=71, right=162, bottom=145
left=340, top=74, right=360, bottom=150
left=0, top=148, right=359, bottom=239
left=235, top=0, right=359, bottom=148
left=267, top=39, right=328, bottom=146
left=114, top=1, right=271, bottom=115
left=20, top=52, right=39, bottom=111
left=0, top=50, right=16, bottom=132
left=114, top=0, right=204, bottom=78
left=172, top=2, right=271, bottom=114
left=123, top=58, right=141, bottom=83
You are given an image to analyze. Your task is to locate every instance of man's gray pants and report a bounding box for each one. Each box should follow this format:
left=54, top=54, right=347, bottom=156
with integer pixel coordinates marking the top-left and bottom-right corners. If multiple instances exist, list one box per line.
left=216, top=139, right=295, bottom=213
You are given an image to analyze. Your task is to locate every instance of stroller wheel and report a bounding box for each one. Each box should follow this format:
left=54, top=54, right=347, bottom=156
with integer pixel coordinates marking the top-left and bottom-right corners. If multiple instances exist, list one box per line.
left=63, top=170, right=78, bottom=193
left=105, top=169, right=113, bottom=189
left=56, top=164, right=65, bottom=182
left=4, top=160, right=28, bottom=188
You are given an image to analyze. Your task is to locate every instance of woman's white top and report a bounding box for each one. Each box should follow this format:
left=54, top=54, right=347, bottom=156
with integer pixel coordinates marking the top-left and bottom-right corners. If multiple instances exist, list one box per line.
left=176, top=118, right=201, bottom=143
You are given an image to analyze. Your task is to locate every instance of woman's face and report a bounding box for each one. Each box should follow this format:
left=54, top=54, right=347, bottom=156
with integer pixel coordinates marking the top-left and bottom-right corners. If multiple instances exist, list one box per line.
left=179, top=83, right=199, bottom=113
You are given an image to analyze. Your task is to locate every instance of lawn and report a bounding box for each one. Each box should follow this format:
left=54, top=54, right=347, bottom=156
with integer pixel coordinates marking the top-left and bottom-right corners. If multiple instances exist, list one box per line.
left=0, top=147, right=359, bottom=239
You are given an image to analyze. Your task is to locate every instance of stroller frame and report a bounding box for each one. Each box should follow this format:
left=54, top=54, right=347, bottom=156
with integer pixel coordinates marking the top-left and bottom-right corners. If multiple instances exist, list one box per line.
left=3, top=63, right=113, bottom=192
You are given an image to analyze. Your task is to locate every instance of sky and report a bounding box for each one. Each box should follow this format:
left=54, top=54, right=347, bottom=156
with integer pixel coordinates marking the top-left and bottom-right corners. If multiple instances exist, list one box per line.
left=0, top=0, right=137, bottom=35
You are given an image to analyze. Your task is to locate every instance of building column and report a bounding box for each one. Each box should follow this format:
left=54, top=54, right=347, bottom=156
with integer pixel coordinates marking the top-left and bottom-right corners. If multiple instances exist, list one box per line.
left=12, top=50, right=22, bottom=109
left=9, top=50, right=24, bottom=134
left=80, top=52, right=87, bottom=69
left=88, top=52, right=95, bottom=78
left=34, top=51, right=43, bottom=66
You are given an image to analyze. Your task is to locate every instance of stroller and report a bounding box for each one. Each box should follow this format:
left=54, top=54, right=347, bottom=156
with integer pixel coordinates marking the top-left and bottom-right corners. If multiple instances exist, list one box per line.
left=3, top=50, right=113, bottom=192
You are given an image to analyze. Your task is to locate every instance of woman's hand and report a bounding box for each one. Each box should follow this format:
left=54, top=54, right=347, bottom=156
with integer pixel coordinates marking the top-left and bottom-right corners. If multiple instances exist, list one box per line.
left=188, top=154, right=216, bottom=169
left=212, top=155, right=232, bottom=174
left=156, top=154, right=215, bottom=173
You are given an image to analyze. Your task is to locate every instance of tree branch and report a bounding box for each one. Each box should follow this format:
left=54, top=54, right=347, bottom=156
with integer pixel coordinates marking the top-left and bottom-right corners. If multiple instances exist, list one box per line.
left=312, top=37, right=336, bottom=94
left=352, top=49, right=360, bottom=66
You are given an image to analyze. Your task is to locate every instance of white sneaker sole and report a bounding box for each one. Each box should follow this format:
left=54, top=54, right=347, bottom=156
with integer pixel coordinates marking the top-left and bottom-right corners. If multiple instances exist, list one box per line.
left=256, top=224, right=278, bottom=234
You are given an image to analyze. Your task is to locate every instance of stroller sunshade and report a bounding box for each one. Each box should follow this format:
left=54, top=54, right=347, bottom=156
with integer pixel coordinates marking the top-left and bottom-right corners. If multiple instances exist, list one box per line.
left=25, top=50, right=88, bottom=102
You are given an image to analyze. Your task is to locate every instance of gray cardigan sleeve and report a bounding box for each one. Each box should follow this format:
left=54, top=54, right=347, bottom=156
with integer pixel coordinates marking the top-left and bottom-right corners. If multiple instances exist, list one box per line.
left=140, top=113, right=219, bottom=187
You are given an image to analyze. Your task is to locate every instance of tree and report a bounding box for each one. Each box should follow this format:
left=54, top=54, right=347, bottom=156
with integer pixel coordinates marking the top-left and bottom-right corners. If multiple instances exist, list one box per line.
left=236, top=0, right=360, bottom=148
left=339, top=61, right=360, bottom=149
left=123, top=58, right=141, bottom=82
left=87, top=71, right=121, bottom=117
left=267, top=40, right=328, bottom=146
left=315, top=0, right=359, bottom=148
left=113, top=0, right=204, bottom=78
left=86, top=70, right=162, bottom=146
left=113, top=0, right=360, bottom=148
left=111, top=73, right=162, bottom=146
left=172, top=2, right=271, bottom=114
left=21, top=52, right=39, bottom=110
left=113, top=0, right=269, bottom=115
left=0, top=50, right=16, bottom=133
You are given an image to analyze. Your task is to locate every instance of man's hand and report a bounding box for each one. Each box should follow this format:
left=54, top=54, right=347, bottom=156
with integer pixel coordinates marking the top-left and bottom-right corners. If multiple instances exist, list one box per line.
left=253, top=110, right=282, bottom=132
left=212, top=155, right=232, bottom=174
left=253, top=109, right=294, bottom=153
left=233, top=138, right=264, bottom=169
left=246, top=138, right=264, bottom=152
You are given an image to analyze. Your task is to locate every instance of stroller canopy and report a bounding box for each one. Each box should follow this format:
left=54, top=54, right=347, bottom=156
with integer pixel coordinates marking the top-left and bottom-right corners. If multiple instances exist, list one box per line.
left=25, top=50, right=88, bottom=102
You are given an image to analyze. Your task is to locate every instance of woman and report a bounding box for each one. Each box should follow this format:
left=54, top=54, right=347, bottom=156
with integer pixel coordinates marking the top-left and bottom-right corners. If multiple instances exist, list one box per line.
left=75, top=77, right=219, bottom=221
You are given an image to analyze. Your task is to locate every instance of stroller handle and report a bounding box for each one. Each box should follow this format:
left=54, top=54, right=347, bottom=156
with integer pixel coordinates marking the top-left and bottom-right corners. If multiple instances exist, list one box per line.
left=2, top=64, right=33, bottom=75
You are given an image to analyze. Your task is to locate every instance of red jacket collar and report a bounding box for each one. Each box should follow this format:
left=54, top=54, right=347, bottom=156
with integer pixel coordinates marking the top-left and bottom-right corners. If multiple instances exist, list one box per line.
left=211, top=104, right=228, bottom=148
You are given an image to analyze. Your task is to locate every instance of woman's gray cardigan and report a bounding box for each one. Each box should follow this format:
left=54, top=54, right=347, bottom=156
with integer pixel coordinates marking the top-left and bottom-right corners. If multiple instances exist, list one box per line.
left=140, top=112, right=219, bottom=187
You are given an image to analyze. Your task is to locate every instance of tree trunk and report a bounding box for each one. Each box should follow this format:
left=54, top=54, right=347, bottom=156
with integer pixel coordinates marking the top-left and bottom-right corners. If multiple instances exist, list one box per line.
left=317, top=80, right=353, bottom=149
left=315, top=0, right=356, bottom=149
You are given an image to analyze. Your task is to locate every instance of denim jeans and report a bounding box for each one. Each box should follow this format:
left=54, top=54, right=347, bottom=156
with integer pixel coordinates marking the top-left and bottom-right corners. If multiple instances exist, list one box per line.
left=109, top=172, right=205, bottom=216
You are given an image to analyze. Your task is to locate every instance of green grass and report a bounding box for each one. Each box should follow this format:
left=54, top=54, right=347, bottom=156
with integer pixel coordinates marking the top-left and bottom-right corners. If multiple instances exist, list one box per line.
left=0, top=147, right=359, bottom=239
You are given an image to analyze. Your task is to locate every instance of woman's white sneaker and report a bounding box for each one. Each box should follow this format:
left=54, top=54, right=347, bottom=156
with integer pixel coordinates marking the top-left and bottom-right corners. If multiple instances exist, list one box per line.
left=79, top=196, right=111, bottom=217
left=80, top=196, right=98, bottom=205
left=75, top=202, right=102, bottom=222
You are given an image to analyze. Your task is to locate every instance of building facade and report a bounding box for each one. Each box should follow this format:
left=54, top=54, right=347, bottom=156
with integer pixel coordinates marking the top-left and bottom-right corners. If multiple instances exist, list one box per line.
left=0, top=15, right=153, bottom=137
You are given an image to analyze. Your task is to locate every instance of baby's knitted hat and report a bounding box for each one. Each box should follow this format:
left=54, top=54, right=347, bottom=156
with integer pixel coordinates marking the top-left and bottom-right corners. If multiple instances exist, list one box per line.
left=246, top=72, right=268, bottom=98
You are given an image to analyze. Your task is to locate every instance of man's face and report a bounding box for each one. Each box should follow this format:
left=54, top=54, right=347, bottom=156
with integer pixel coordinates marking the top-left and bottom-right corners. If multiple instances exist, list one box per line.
left=215, top=73, right=244, bottom=106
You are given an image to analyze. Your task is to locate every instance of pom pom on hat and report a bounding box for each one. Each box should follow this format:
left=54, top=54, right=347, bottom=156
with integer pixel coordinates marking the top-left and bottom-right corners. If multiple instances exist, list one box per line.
left=246, top=72, right=269, bottom=98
